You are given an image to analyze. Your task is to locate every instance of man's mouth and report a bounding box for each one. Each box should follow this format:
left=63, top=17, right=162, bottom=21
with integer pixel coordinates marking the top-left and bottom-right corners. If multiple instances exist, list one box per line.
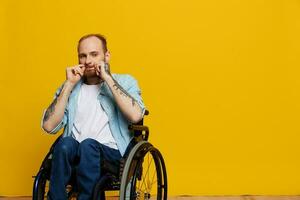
left=85, top=66, right=95, bottom=71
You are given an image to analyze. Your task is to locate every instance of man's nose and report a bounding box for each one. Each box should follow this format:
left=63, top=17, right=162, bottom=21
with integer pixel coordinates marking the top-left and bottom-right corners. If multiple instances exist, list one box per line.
left=85, top=55, right=92, bottom=65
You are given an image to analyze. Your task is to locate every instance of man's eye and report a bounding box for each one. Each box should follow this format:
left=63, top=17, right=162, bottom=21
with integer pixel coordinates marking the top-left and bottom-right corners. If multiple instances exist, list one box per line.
left=91, top=53, right=98, bottom=57
left=79, top=55, right=86, bottom=59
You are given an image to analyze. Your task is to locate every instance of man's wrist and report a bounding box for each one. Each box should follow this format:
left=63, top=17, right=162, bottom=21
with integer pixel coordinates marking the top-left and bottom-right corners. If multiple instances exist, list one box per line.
left=104, top=75, right=115, bottom=86
left=64, top=80, right=76, bottom=90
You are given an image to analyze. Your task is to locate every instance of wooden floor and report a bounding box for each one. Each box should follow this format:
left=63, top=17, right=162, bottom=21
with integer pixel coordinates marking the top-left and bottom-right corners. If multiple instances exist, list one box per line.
left=1, top=196, right=300, bottom=200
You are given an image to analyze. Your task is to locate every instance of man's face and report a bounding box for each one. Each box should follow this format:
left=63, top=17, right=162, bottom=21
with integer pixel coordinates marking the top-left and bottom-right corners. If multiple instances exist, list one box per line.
left=78, top=36, right=106, bottom=78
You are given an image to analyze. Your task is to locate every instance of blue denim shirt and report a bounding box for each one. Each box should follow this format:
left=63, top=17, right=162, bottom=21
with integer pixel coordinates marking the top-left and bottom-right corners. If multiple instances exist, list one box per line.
left=42, top=73, right=146, bottom=156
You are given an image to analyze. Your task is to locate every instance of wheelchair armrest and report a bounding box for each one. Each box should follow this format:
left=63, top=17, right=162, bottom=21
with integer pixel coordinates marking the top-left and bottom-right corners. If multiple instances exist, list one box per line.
left=128, top=125, right=149, bottom=141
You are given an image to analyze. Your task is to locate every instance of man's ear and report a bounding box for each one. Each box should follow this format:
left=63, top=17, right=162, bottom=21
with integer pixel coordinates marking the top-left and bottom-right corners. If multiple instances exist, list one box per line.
left=104, top=51, right=111, bottom=63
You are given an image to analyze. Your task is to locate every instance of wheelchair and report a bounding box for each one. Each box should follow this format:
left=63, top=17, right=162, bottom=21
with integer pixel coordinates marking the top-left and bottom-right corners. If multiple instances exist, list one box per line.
left=33, top=110, right=168, bottom=200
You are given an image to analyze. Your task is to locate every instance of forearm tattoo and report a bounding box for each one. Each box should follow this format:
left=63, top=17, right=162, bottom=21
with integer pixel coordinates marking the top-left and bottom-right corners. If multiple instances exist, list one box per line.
left=112, top=79, right=137, bottom=107
left=43, top=98, right=58, bottom=122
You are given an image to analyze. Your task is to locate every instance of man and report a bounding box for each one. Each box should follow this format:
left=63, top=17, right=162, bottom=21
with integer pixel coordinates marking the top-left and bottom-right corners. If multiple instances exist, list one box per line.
left=41, top=34, right=146, bottom=200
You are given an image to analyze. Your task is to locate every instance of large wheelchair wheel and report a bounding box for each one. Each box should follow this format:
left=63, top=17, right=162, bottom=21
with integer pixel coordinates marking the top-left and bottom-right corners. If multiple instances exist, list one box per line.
left=33, top=159, right=77, bottom=200
left=33, top=173, right=76, bottom=200
left=33, top=170, right=48, bottom=200
left=119, top=141, right=167, bottom=200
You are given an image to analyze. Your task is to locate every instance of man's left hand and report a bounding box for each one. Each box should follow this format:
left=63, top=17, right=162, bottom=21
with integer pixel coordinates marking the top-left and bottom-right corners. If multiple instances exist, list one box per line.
left=95, top=61, right=112, bottom=82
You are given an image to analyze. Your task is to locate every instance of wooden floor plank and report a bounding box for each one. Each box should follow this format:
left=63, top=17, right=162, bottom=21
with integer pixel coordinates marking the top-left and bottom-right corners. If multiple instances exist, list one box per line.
left=1, top=196, right=300, bottom=200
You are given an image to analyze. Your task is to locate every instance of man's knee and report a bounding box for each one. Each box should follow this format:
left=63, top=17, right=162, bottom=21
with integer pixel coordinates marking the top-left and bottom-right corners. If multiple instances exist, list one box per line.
left=54, top=136, right=77, bottom=155
left=78, top=138, right=100, bottom=153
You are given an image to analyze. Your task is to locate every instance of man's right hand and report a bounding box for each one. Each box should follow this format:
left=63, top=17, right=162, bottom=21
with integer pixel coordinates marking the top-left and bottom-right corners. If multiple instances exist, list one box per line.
left=66, top=64, right=85, bottom=85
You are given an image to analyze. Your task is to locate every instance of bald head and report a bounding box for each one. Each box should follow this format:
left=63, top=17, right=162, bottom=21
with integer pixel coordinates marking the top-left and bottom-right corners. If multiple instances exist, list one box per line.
left=77, top=34, right=108, bottom=53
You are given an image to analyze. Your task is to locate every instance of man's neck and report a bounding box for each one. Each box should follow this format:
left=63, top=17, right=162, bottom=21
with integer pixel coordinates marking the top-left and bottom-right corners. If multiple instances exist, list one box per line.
left=83, top=76, right=103, bottom=85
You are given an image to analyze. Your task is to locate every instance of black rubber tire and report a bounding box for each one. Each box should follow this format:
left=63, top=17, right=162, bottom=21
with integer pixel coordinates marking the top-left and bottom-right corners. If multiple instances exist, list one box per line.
left=32, top=170, right=76, bottom=200
left=32, top=170, right=47, bottom=200
left=119, top=141, right=167, bottom=200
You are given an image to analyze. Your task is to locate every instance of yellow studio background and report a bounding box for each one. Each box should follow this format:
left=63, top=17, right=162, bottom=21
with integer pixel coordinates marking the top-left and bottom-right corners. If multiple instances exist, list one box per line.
left=1, top=0, right=300, bottom=196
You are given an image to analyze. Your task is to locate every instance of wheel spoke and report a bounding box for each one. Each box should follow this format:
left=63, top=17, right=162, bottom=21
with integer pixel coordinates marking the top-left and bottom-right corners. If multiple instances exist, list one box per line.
left=140, top=153, right=158, bottom=196
left=149, top=169, right=157, bottom=190
left=150, top=179, right=157, bottom=188
left=140, top=156, right=151, bottom=191
left=142, top=154, right=153, bottom=190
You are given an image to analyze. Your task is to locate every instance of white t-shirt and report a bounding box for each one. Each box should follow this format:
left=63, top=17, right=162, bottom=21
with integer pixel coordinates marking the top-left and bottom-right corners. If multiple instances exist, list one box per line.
left=72, top=83, right=118, bottom=149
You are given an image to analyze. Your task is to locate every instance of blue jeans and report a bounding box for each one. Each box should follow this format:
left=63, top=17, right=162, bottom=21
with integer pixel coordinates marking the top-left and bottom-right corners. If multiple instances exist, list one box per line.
left=47, top=136, right=122, bottom=200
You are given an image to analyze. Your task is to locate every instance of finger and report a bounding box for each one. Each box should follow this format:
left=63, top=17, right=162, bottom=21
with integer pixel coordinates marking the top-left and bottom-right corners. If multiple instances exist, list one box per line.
left=100, top=62, right=105, bottom=72
left=95, top=63, right=100, bottom=72
left=75, top=65, right=81, bottom=70
left=94, top=64, right=100, bottom=76
left=78, top=66, right=85, bottom=74
left=79, top=65, right=85, bottom=69
left=73, top=68, right=78, bottom=75
left=80, top=67, right=85, bottom=75
left=99, top=61, right=105, bottom=67
left=74, top=68, right=81, bottom=76
left=71, top=67, right=77, bottom=75
left=78, top=69, right=84, bottom=76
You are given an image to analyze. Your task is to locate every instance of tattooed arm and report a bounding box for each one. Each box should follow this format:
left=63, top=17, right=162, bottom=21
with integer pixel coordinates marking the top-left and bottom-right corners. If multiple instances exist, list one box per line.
left=95, top=62, right=145, bottom=123
left=42, top=64, right=84, bottom=133
left=105, top=75, right=143, bottom=123
left=42, top=81, right=74, bottom=133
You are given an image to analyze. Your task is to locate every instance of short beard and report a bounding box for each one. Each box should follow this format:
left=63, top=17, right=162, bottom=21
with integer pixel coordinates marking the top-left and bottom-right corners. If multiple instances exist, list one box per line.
left=82, top=70, right=102, bottom=84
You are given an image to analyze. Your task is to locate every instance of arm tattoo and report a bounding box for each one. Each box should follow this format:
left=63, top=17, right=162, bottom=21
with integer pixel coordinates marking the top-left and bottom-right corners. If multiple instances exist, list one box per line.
left=112, top=79, right=137, bottom=107
left=43, top=98, right=58, bottom=122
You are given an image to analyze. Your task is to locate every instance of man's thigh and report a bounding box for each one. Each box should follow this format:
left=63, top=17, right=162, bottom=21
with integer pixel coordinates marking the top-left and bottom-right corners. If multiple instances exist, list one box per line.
left=99, top=142, right=122, bottom=163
